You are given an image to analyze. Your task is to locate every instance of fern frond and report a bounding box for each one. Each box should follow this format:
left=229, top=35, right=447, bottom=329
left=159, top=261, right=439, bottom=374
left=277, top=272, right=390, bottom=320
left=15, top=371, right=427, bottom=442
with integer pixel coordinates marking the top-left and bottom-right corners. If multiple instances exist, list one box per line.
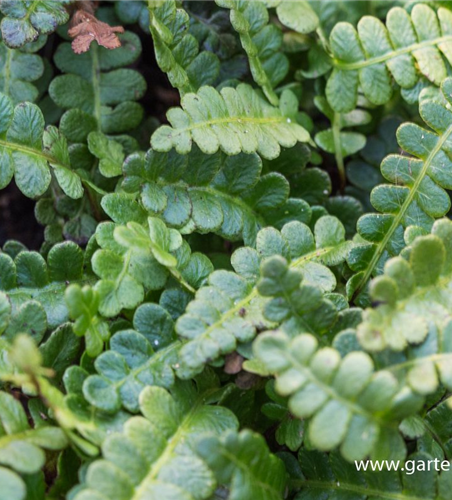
left=0, top=335, right=129, bottom=456
left=122, top=146, right=310, bottom=245
left=347, top=78, right=452, bottom=304
left=151, top=84, right=310, bottom=159
left=214, top=0, right=288, bottom=105
left=197, top=429, right=287, bottom=500
left=0, top=0, right=70, bottom=48
left=0, top=92, right=83, bottom=198
left=326, top=4, right=452, bottom=112
left=49, top=32, right=146, bottom=140
left=348, top=218, right=452, bottom=402
left=0, top=41, right=44, bottom=103
left=0, top=391, right=67, bottom=475
left=147, top=0, right=220, bottom=94
left=0, top=389, right=67, bottom=500
left=72, top=378, right=238, bottom=500
left=0, top=241, right=84, bottom=333
left=65, top=284, right=110, bottom=357
left=254, top=330, right=423, bottom=461
left=81, top=327, right=179, bottom=414
left=176, top=216, right=350, bottom=378
left=92, top=215, right=212, bottom=316
left=257, top=255, right=340, bottom=337
left=420, top=397, right=452, bottom=457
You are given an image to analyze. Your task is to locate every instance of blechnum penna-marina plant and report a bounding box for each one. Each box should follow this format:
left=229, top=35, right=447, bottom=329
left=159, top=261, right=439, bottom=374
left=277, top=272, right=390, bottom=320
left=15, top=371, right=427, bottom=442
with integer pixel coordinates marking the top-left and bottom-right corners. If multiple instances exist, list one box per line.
left=5, top=0, right=452, bottom=498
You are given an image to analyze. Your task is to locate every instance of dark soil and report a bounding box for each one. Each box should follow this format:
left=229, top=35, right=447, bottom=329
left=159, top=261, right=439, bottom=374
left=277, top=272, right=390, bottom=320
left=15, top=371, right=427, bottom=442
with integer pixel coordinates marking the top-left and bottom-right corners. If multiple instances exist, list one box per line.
left=0, top=184, right=44, bottom=249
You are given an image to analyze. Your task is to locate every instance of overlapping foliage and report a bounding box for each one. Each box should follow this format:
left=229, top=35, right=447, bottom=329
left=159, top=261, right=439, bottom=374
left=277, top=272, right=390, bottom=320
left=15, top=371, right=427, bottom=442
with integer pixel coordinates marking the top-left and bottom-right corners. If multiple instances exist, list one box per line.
left=2, top=1, right=452, bottom=500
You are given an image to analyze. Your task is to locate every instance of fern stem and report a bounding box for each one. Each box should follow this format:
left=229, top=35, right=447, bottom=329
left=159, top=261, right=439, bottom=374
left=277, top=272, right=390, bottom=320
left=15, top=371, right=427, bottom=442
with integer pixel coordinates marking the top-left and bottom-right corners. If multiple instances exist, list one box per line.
left=332, top=112, right=346, bottom=193
left=130, top=388, right=217, bottom=499
left=333, top=34, right=452, bottom=71
left=422, top=419, right=450, bottom=460
left=90, top=43, right=102, bottom=131
left=169, top=268, right=196, bottom=294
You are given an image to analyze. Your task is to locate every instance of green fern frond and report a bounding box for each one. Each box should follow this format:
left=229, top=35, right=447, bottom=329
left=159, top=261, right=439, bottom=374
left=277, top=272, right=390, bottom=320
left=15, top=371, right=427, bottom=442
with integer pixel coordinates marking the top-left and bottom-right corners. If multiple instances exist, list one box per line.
left=292, top=450, right=452, bottom=499
left=81, top=326, right=179, bottom=414
left=0, top=335, right=128, bottom=456
left=0, top=390, right=67, bottom=500
left=176, top=216, right=350, bottom=378
left=0, top=0, right=70, bottom=48
left=147, top=0, right=220, bottom=95
left=254, top=330, right=424, bottom=461
left=197, top=429, right=287, bottom=500
left=214, top=0, right=288, bottom=105
left=151, top=84, right=310, bottom=159
left=0, top=391, right=67, bottom=475
left=91, top=215, right=212, bottom=316
left=257, top=255, right=340, bottom=337
left=347, top=77, right=452, bottom=304
left=0, top=41, right=44, bottom=103
left=0, top=241, right=85, bottom=333
left=326, top=4, right=452, bottom=112
left=49, top=32, right=146, bottom=141
left=0, top=92, right=83, bottom=198
left=349, top=219, right=452, bottom=402
left=72, top=378, right=238, bottom=500
left=122, top=146, right=310, bottom=245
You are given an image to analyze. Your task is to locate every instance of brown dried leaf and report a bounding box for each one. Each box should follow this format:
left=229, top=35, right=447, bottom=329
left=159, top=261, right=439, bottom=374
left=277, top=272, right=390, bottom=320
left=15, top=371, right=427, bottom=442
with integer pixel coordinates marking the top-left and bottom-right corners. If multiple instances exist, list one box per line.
left=68, top=10, right=124, bottom=54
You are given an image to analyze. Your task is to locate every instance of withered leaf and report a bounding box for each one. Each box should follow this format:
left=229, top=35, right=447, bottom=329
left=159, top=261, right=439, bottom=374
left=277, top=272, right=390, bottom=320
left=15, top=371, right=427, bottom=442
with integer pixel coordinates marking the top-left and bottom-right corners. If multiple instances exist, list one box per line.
left=68, top=10, right=124, bottom=54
